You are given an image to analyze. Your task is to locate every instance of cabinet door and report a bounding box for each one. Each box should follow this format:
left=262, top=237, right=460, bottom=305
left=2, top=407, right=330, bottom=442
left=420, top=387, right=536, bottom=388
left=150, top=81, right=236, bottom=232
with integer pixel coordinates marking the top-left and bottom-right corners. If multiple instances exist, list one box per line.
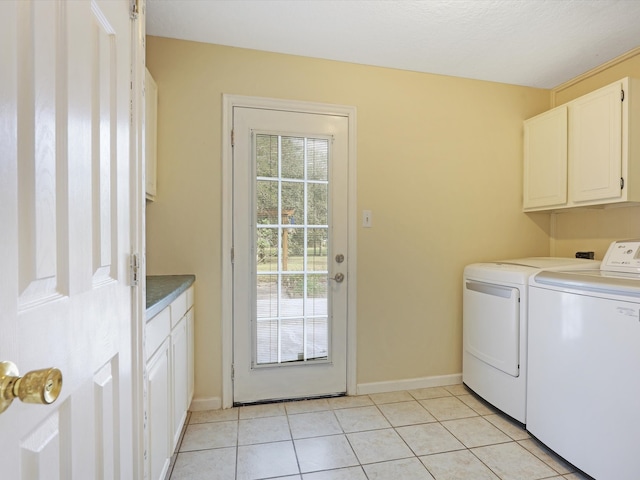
left=569, top=81, right=623, bottom=203
left=147, top=339, right=171, bottom=480
left=523, top=106, right=568, bottom=210
left=171, top=316, right=189, bottom=451
left=187, top=307, right=195, bottom=402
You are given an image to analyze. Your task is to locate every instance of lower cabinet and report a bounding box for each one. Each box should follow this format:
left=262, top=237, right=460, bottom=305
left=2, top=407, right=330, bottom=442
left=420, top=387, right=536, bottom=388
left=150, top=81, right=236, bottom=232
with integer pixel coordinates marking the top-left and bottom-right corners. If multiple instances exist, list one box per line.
left=171, top=315, right=189, bottom=450
left=146, top=285, right=194, bottom=480
left=187, top=307, right=195, bottom=404
left=147, top=339, right=171, bottom=480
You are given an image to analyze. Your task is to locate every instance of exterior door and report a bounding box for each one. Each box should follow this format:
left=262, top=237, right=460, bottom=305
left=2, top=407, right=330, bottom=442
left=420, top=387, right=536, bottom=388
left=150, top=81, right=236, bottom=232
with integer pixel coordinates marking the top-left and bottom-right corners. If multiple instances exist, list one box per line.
left=233, top=106, right=349, bottom=404
left=0, top=1, right=135, bottom=478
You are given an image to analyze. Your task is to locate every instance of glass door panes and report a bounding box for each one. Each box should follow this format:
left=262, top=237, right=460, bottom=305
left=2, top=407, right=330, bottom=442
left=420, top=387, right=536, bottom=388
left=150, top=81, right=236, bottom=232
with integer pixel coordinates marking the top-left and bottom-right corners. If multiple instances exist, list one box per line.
left=255, top=134, right=329, bottom=365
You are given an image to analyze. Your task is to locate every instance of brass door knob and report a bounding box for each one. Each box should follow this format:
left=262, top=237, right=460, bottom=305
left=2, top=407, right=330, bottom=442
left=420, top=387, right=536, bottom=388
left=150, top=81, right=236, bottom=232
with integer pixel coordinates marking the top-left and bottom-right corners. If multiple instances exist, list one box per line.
left=0, top=361, right=63, bottom=414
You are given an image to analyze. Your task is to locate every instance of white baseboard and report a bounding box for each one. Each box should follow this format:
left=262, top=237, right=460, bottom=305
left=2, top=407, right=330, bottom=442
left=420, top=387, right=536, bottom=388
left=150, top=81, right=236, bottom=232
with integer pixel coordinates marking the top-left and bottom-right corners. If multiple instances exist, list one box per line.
left=189, top=396, right=222, bottom=411
left=356, top=373, right=462, bottom=395
left=191, top=374, right=462, bottom=410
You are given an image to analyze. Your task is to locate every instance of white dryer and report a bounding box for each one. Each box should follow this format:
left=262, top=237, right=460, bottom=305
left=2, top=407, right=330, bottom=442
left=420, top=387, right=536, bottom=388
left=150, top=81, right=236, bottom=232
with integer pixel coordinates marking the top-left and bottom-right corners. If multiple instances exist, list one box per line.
left=463, top=257, right=599, bottom=423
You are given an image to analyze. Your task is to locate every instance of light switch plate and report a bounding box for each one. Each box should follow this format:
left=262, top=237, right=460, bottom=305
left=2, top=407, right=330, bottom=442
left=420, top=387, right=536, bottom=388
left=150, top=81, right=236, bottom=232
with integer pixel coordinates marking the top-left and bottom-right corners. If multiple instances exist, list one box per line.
left=362, top=210, right=372, bottom=228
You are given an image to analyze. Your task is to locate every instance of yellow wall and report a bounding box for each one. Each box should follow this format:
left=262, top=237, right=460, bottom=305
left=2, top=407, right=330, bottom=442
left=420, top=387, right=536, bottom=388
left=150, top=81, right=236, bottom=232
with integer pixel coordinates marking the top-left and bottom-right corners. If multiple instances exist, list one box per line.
left=550, top=51, right=640, bottom=259
left=145, top=36, right=551, bottom=404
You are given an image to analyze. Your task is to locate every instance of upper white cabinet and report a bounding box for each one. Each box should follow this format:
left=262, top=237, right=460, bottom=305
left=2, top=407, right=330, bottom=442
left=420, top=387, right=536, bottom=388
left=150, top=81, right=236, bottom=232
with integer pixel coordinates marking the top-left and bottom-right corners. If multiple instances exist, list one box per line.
left=523, top=77, right=640, bottom=212
left=523, top=106, right=568, bottom=209
left=569, top=81, right=623, bottom=203
left=145, top=68, right=158, bottom=201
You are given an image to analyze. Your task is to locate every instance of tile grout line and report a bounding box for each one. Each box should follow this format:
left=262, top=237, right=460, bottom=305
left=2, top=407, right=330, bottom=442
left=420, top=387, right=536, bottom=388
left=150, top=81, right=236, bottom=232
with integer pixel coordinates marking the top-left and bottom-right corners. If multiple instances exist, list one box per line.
left=284, top=403, right=303, bottom=479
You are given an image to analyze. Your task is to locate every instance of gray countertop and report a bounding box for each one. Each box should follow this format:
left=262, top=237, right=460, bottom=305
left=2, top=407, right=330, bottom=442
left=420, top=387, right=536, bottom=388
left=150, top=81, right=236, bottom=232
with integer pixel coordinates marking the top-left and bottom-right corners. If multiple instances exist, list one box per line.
left=146, top=275, right=196, bottom=320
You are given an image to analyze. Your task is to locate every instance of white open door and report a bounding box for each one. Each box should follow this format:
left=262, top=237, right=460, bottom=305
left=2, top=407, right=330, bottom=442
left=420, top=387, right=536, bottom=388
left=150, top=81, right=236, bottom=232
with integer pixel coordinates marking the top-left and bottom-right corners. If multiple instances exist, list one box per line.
left=0, top=0, right=136, bottom=478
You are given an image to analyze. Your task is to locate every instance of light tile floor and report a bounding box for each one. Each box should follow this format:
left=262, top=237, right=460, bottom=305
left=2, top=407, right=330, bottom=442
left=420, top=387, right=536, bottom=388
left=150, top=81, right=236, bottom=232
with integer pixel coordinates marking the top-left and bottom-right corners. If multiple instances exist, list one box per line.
left=168, top=384, right=592, bottom=480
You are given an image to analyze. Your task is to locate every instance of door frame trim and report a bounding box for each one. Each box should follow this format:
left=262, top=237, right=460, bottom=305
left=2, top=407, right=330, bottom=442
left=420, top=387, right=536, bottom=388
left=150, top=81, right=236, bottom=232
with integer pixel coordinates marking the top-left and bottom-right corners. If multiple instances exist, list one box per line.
left=221, top=94, right=357, bottom=408
left=130, top=5, right=146, bottom=479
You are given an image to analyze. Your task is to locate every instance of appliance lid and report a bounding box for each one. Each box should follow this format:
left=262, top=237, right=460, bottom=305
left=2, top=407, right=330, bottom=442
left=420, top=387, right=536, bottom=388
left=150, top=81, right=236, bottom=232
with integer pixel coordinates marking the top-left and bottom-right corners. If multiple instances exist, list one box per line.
left=533, top=269, right=640, bottom=297
left=495, top=257, right=597, bottom=269
left=531, top=239, right=640, bottom=295
left=464, top=257, right=600, bottom=285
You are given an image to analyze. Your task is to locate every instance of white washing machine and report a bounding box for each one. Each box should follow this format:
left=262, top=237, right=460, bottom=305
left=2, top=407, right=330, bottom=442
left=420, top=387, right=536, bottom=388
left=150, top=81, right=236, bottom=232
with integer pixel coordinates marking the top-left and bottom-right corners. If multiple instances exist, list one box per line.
left=527, top=240, right=640, bottom=480
left=463, top=257, right=600, bottom=423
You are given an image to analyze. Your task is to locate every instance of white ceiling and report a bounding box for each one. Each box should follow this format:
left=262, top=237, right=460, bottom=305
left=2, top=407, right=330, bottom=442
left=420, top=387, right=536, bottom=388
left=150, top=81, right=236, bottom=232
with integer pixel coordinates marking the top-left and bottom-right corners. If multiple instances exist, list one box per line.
left=146, top=0, right=640, bottom=89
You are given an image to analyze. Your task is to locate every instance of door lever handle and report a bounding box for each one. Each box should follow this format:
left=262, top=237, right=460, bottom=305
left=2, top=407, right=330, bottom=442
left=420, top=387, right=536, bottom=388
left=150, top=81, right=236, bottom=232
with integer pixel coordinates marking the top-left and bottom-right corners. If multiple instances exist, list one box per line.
left=0, top=361, right=63, bottom=414
left=329, top=273, right=345, bottom=283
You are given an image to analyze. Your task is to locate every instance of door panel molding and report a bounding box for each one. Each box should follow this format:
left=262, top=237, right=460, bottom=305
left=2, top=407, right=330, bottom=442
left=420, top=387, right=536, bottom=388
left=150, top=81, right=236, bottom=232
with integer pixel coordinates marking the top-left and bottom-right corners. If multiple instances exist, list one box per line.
left=221, top=95, right=357, bottom=408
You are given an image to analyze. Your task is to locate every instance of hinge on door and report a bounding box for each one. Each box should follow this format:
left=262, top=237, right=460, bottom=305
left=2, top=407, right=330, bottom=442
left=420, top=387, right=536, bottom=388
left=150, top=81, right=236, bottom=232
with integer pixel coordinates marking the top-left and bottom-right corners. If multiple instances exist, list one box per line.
left=130, top=0, right=139, bottom=19
left=621, top=177, right=625, bottom=190
left=622, top=89, right=625, bottom=102
left=130, top=253, right=140, bottom=286
left=231, top=129, right=235, bottom=147
left=231, top=364, right=235, bottom=380
left=231, top=247, right=235, bottom=264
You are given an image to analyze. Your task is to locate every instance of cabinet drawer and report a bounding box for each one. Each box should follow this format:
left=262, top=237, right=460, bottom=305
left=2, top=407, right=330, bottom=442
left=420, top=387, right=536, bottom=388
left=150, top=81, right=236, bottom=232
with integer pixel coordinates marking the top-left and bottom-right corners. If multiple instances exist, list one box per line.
left=170, top=291, right=188, bottom=328
left=186, top=285, right=194, bottom=310
left=147, top=308, right=171, bottom=361
left=171, top=286, right=194, bottom=328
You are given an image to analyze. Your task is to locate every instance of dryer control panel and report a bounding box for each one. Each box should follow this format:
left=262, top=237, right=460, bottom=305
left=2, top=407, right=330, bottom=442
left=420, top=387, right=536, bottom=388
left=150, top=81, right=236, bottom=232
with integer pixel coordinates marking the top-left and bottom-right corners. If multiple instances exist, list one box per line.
left=602, top=240, right=640, bottom=272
